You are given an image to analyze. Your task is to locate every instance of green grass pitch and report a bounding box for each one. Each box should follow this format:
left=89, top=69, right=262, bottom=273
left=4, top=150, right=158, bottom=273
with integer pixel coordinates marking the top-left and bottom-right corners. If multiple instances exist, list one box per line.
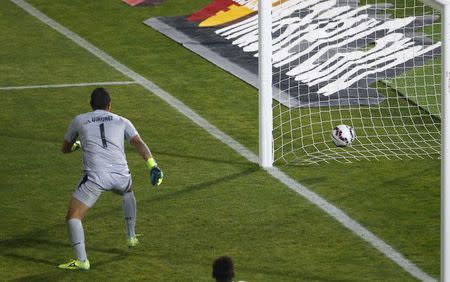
left=0, top=0, right=440, bottom=281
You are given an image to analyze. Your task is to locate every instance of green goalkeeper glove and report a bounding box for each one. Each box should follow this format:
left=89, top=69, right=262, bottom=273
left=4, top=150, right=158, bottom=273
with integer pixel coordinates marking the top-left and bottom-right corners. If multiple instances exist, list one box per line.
left=71, top=140, right=81, bottom=152
left=146, top=158, right=163, bottom=186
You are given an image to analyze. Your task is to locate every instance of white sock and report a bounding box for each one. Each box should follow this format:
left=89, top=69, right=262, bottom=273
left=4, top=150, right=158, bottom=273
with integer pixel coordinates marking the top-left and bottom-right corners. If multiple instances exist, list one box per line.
left=123, top=191, right=136, bottom=238
left=67, top=218, right=87, bottom=262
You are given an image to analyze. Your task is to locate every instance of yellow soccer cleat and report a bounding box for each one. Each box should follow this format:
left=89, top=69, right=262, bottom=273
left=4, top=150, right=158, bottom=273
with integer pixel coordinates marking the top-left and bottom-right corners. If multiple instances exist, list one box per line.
left=58, top=259, right=90, bottom=270
left=127, top=236, right=139, bottom=248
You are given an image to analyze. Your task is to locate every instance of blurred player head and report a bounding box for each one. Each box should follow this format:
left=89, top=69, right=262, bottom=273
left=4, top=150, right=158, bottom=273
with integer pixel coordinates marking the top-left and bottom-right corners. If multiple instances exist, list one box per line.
left=90, top=87, right=111, bottom=111
left=212, top=256, right=234, bottom=282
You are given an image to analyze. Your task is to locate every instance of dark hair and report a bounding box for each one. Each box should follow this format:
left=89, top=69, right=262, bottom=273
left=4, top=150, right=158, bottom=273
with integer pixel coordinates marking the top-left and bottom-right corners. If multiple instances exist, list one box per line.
left=90, top=87, right=111, bottom=110
left=212, top=256, right=234, bottom=282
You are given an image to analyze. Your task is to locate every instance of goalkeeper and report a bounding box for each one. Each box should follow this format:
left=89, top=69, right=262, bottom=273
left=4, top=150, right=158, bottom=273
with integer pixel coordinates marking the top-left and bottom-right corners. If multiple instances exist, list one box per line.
left=58, top=87, right=163, bottom=271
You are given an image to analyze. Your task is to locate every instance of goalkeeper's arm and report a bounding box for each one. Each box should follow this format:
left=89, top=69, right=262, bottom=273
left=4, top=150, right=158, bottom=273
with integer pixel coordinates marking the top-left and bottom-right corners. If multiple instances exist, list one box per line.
left=130, top=135, right=163, bottom=186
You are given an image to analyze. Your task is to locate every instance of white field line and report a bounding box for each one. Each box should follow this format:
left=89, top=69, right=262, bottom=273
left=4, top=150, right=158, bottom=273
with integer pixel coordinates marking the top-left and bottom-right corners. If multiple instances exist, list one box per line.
left=0, top=81, right=136, bottom=90
left=11, top=1, right=436, bottom=281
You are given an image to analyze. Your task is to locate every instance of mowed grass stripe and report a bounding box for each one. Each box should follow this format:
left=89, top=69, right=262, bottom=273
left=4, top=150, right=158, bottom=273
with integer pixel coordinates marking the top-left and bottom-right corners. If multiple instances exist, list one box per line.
left=9, top=0, right=436, bottom=281
left=0, top=1, right=128, bottom=86
left=0, top=81, right=137, bottom=90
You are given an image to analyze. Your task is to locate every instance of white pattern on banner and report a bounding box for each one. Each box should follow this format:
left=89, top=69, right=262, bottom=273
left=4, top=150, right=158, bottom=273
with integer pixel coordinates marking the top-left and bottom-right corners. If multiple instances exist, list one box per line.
left=216, top=0, right=441, bottom=98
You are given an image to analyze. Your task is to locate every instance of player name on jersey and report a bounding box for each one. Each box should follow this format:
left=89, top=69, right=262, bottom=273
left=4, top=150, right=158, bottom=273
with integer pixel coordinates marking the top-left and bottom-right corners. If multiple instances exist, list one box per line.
left=91, top=115, right=113, bottom=122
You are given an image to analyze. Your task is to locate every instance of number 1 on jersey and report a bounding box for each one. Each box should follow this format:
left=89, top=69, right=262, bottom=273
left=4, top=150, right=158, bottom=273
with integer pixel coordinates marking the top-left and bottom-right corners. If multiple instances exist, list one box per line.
left=99, top=123, right=108, bottom=148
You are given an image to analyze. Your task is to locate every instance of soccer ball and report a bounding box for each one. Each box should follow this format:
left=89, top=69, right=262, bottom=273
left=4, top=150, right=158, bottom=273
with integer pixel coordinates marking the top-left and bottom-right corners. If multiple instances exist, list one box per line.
left=332, top=124, right=356, bottom=147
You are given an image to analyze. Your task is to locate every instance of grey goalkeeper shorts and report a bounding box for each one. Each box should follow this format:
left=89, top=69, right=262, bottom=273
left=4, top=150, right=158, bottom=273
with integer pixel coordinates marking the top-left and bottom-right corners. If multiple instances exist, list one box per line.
left=73, top=171, right=132, bottom=208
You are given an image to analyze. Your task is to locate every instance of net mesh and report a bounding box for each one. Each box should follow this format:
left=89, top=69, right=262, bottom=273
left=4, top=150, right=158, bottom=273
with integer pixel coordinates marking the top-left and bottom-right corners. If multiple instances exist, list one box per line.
left=217, top=0, right=442, bottom=164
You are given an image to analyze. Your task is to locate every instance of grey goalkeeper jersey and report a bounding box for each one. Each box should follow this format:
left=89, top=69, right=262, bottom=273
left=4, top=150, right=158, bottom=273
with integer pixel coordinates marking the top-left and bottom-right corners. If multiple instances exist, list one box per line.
left=64, top=110, right=138, bottom=173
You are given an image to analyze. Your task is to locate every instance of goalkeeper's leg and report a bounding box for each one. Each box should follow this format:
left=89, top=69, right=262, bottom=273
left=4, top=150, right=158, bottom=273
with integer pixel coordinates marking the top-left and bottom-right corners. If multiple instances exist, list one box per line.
left=59, top=197, right=91, bottom=270
left=123, top=190, right=138, bottom=247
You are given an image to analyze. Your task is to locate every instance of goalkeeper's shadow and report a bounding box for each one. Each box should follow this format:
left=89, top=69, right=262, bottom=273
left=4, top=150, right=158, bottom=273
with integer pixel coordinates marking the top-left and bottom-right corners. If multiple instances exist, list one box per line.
left=0, top=232, right=133, bottom=268
left=154, top=150, right=252, bottom=165
left=139, top=165, right=260, bottom=203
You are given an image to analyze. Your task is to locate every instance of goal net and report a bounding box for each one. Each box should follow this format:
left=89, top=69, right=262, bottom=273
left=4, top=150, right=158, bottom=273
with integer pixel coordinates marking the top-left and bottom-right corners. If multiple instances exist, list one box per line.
left=218, top=0, right=442, bottom=164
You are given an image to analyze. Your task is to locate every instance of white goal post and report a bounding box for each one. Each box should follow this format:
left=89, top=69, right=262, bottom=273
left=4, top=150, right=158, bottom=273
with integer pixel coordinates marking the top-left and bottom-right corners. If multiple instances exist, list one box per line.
left=258, top=0, right=450, bottom=278
left=426, top=0, right=450, bottom=280
left=259, top=0, right=274, bottom=168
